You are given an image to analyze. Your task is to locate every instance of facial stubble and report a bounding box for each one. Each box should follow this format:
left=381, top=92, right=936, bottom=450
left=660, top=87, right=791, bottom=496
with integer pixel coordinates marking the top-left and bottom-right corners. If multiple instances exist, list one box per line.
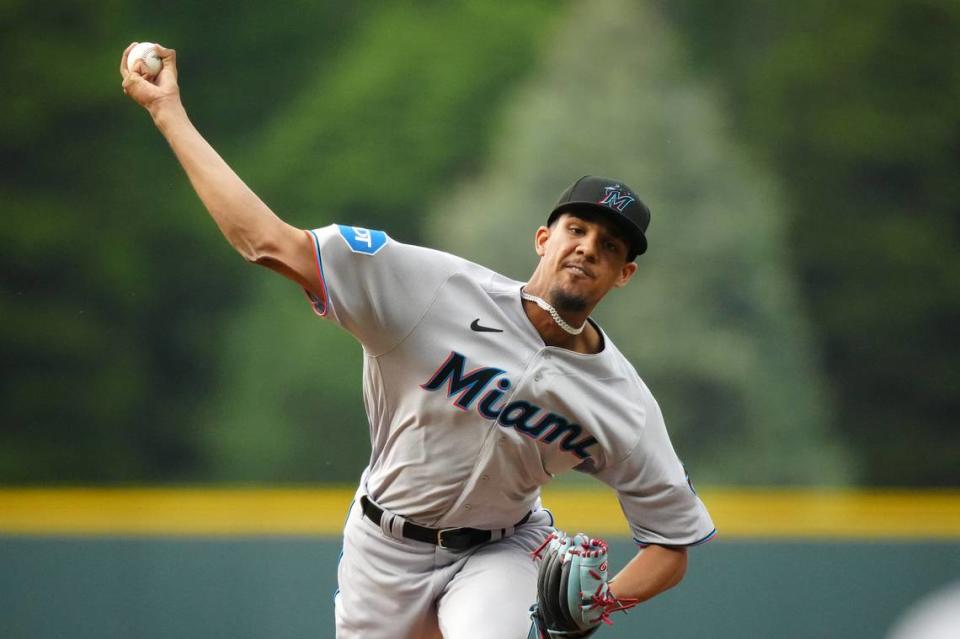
left=549, top=287, right=588, bottom=313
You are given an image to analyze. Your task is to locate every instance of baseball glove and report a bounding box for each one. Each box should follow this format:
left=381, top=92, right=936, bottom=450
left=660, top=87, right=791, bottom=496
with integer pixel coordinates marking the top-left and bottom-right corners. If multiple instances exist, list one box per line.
left=527, top=531, right=638, bottom=639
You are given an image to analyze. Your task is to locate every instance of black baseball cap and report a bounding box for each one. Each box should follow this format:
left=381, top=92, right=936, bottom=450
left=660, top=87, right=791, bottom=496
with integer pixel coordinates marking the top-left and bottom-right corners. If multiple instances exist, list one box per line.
left=548, top=176, right=651, bottom=258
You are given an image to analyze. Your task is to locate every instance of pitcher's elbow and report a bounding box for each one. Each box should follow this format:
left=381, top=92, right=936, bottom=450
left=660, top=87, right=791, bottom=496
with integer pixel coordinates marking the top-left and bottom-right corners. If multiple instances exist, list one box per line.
left=235, top=233, right=273, bottom=264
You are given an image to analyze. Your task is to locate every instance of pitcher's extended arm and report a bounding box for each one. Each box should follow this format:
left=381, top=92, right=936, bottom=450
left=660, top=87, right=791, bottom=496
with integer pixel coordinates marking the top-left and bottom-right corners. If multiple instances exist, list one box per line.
left=120, top=42, right=321, bottom=298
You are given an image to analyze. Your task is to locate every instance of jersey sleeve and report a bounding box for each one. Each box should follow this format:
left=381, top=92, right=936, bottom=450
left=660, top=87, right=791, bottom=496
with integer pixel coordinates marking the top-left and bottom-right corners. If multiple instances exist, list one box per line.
left=304, top=224, right=459, bottom=355
left=587, top=394, right=716, bottom=547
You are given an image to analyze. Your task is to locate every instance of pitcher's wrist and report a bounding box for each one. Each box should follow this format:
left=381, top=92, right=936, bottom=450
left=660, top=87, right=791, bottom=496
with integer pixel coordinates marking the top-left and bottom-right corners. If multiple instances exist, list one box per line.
left=149, top=96, right=187, bottom=130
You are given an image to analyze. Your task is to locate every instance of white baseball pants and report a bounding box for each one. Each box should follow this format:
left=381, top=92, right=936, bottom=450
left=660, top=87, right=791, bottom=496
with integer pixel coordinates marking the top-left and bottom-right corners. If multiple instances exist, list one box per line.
left=334, top=497, right=555, bottom=638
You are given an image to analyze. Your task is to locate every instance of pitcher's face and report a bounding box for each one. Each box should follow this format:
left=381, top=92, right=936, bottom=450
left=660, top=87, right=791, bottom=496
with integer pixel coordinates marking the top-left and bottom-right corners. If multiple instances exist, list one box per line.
left=533, top=213, right=637, bottom=311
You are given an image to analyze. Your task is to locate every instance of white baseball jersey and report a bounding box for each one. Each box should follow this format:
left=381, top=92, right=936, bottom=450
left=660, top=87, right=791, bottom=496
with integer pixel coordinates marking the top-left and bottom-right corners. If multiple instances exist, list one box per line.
left=305, top=224, right=715, bottom=547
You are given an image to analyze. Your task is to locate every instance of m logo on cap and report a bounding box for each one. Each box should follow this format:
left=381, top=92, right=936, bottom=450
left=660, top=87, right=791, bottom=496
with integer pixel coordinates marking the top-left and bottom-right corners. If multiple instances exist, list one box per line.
left=598, top=185, right=635, bottom=213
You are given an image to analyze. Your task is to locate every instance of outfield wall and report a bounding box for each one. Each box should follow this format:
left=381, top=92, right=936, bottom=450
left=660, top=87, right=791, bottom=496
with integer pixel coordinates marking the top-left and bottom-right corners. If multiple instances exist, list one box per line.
left=2, top=488, right=957, bottom=639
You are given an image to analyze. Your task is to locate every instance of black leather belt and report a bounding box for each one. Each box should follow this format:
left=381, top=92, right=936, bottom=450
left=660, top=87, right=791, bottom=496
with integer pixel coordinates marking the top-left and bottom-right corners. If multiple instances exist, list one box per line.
left=360, top=496, right=531, bottom=551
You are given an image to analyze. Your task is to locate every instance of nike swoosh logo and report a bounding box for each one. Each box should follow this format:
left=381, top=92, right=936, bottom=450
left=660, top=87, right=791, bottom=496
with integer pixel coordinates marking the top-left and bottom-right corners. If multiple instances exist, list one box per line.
left=470, top=318, right=504, bottom=333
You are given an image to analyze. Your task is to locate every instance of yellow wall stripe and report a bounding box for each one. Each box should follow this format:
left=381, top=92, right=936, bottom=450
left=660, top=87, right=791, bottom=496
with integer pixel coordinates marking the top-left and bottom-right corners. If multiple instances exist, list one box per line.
left=0, top=488, right=957, bottom=539
left=545, top=488, right=960, bottom=540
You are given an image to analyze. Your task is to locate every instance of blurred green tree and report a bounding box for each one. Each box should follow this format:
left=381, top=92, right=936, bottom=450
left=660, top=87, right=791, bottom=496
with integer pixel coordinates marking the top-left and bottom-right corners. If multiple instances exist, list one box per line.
left=8, top=0, right=953, bottom=487
left=667, top=0, right=960, bottom=485
left=426, top=0, right=851, bottom=485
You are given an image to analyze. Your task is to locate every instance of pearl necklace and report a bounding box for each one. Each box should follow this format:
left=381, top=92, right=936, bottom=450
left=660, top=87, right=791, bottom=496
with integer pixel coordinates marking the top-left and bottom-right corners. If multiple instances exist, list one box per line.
left=520, top=289, right=587, bottom=336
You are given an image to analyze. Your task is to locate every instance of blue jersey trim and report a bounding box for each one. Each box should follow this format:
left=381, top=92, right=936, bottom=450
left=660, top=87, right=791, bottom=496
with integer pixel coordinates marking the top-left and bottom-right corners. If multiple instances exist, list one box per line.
left=304, top=229, right=330, bottom=317
left=542, top=507, right=555, bottom=528
left=633, top=528, right=717, bottom=548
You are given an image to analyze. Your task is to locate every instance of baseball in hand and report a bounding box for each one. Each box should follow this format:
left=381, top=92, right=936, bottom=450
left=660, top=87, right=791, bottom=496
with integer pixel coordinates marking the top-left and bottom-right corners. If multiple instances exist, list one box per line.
left=127, top=42, right=163, bottom=78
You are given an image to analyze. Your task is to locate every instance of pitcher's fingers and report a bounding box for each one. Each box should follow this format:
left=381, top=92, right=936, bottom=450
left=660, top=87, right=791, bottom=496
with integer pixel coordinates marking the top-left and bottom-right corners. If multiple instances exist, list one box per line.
left=155, top=44, right=177, bottom=77
left=120, top=42, right=138, bottom=78
left=122, top=72, right=143, bottom=93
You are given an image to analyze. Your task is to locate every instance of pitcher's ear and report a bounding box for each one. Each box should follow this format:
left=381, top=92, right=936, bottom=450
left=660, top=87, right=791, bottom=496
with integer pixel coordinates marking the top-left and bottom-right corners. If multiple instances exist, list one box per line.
left=615, top=262, right=638, bottom=288
left=534, top=225, right=551, bottom=257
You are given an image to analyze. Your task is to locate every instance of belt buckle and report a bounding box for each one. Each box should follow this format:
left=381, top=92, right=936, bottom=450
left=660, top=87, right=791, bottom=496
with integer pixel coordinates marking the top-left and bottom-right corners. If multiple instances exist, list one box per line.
left=437, top=527, right=464, bottom=550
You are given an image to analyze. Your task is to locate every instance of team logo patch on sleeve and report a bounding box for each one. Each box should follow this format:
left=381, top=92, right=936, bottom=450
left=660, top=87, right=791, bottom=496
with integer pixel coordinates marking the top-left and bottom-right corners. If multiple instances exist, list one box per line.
left=337, top=225, right=389, bottom=255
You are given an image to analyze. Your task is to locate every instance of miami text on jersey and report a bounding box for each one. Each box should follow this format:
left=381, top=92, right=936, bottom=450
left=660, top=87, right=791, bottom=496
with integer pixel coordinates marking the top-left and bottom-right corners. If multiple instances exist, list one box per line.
left=420, top=351, right=598, bottom=459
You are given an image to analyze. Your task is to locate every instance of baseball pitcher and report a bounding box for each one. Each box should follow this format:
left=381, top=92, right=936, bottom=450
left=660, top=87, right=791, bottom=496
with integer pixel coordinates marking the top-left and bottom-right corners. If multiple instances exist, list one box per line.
left=121, top=42, right=715, bottom=639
